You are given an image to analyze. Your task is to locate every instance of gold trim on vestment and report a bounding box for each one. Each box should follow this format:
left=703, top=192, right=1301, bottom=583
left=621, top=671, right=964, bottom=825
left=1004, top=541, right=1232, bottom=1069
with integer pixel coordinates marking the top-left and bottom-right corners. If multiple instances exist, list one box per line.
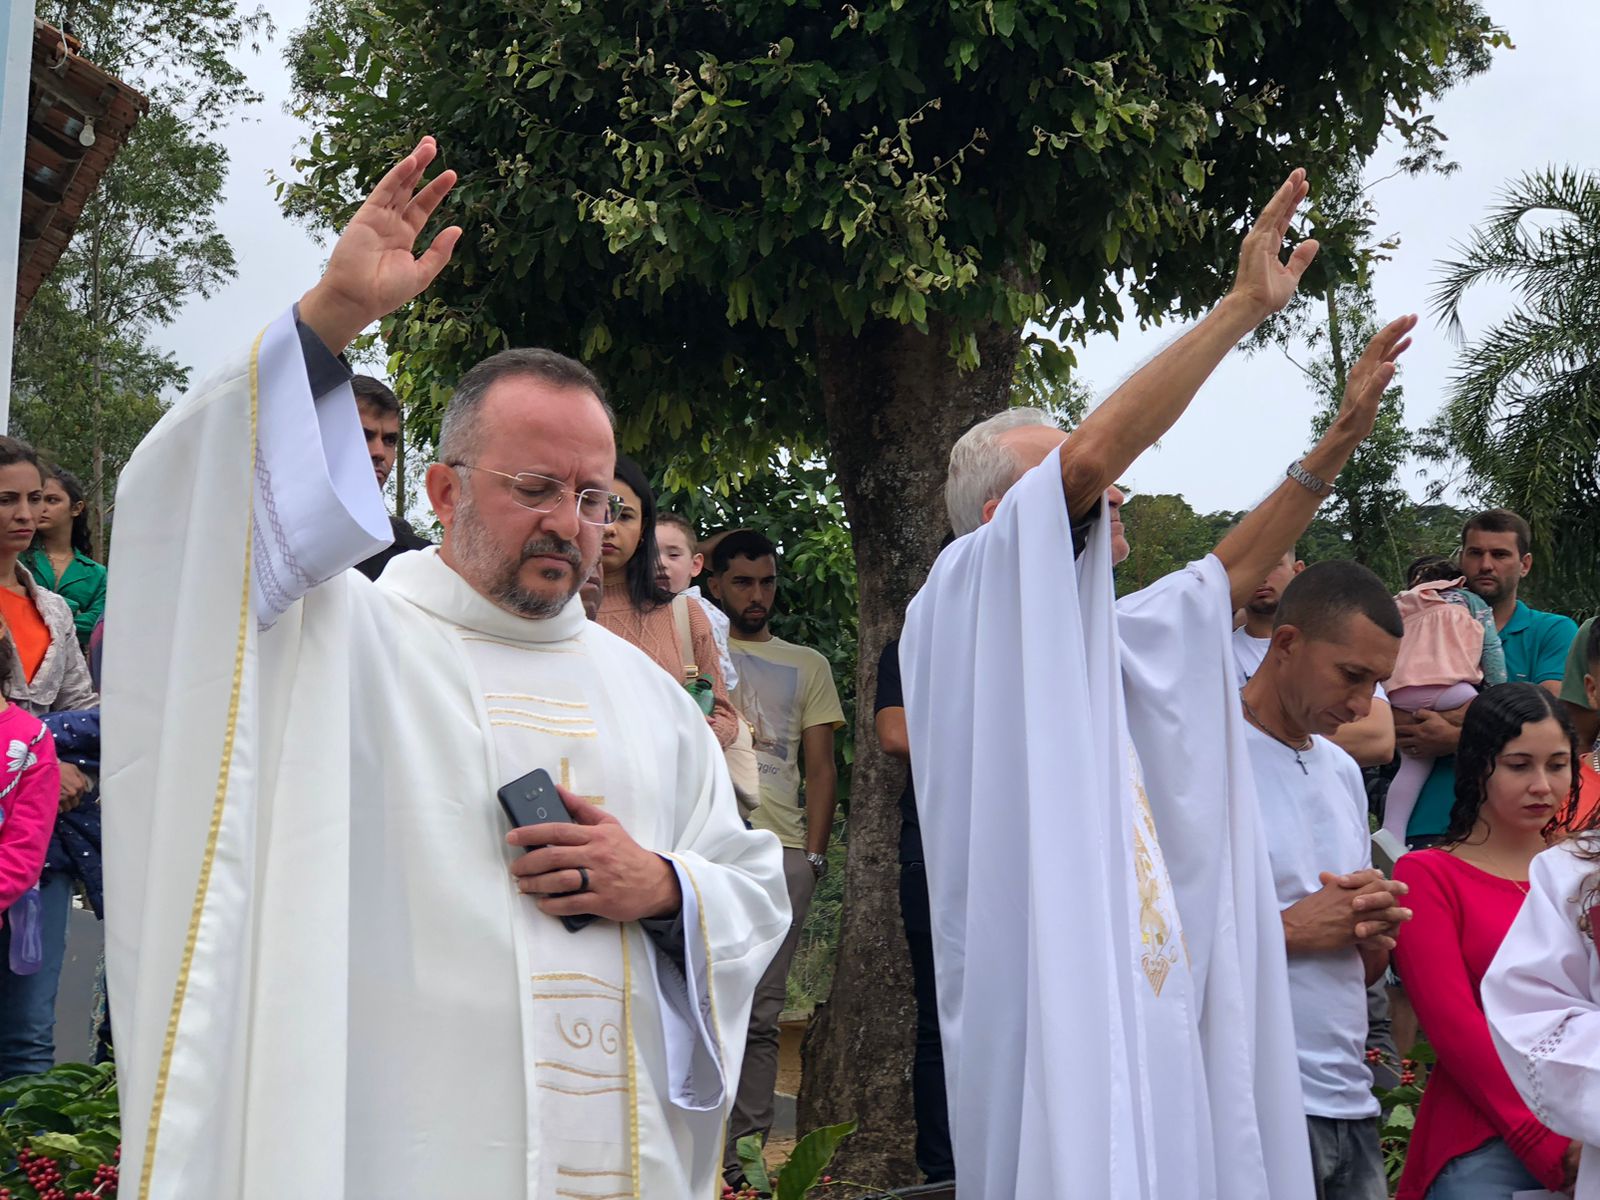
left=537, top=1081, right=630, bottom=1096
left=535, top=1060, right=627, bottom=1080
left=621, top=924, right=641, bottom=1197
left=532, top=971, right=624, bottom=991
left=557, top=1166, right=630, bottom=1178
left=661, top=853, right=728, bottom=1200
left=139, top=326, right=266, bottom=1199
left=486, top=707, right=596, bottom=725
left=556, top=1190, right=634, bottom=1200
left=490, top=718, right=599, bottom=739
left=484, top=691, right=590, bottom=709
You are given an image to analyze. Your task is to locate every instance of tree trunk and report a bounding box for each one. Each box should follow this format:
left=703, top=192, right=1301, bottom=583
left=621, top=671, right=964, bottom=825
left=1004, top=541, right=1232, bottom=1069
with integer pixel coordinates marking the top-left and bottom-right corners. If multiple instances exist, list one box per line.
left=395, top=416, right=407, bottom=520
left=89, top=220, right=107, bottom=560
left=1325, top=284, right=1347, bottom=392
left=798, top=313, right=1021, bottom=1187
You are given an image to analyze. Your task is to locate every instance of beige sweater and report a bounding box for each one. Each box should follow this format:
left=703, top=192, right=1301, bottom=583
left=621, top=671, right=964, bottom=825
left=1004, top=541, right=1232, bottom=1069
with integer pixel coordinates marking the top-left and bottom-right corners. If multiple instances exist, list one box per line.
left=596, top=582, right=736, bottom=747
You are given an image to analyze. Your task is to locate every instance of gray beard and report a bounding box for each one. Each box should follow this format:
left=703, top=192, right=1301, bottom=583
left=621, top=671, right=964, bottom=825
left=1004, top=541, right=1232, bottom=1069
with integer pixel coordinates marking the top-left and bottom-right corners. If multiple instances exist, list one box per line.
left=453, top=504, right=587, bottom=620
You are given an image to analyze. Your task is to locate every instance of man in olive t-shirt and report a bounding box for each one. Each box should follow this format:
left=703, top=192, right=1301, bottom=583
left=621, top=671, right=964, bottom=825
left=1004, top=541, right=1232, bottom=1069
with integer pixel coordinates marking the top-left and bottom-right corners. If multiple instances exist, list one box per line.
left=1561, top=615, right=1598, bottom=750
left=708, top=530, right=845, bottom=1185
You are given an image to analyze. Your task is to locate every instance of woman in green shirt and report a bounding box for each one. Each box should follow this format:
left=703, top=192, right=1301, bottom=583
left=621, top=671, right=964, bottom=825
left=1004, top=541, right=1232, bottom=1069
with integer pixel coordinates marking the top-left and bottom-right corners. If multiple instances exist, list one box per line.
left=23, top=468, right=105, bottom=651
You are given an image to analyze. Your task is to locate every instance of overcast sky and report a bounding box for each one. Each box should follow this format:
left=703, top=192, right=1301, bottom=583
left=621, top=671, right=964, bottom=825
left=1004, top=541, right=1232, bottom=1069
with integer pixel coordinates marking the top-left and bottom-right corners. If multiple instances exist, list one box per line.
left=149, top=0, right=1600, bottom=514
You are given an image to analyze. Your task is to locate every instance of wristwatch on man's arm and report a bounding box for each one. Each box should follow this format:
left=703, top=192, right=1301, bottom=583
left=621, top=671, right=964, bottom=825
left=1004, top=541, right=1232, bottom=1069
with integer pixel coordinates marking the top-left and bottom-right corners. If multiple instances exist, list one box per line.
left=806, top=852, right=829, bottom=881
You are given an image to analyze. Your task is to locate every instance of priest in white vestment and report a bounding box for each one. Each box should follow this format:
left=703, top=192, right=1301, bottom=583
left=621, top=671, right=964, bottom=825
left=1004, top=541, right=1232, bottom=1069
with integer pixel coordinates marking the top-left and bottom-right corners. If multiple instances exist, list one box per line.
left=900, top=168, right=1419, bottom=1199
left=101, top=139, right=789, bottom=1200
left=1483, top=838, right=1600, bottom=1200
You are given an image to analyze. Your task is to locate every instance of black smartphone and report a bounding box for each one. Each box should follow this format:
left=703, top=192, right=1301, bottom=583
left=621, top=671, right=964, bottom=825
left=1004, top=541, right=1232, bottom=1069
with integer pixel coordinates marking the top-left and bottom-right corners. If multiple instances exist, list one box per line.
left=497, top=767, right=597, bottom=933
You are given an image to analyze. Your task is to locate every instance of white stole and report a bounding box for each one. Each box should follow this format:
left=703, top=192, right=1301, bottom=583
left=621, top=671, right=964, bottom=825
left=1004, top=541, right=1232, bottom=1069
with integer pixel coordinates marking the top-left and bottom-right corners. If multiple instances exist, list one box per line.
left=901, top=448, right=1311, bottom=1199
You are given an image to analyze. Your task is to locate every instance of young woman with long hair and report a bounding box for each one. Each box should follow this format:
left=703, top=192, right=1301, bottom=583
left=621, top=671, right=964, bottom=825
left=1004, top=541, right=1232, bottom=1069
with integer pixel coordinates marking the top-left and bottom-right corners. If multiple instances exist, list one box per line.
left=594, top=455, right=737, bottom=747
left=1392, top=683, right=1580, bottom=1198
left=24, top=466, right=106, bottom=651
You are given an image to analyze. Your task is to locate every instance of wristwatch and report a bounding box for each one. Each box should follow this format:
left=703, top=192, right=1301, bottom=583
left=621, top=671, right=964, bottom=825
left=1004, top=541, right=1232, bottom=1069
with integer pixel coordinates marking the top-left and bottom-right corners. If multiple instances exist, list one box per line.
left=1286, top=459, right=1332, bottom=497
left=806, top=852, right=829, bottom=881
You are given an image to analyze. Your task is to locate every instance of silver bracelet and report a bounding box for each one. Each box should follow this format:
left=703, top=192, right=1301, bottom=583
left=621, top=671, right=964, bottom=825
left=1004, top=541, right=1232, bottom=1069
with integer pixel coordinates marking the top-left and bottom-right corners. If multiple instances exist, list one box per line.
left=1286, top=460, right=1332, bottom=497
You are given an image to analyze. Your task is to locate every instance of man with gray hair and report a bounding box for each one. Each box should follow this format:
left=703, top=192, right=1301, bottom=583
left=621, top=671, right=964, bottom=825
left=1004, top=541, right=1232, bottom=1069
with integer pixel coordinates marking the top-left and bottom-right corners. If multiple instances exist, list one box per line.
left=102, top=138, right=788, bottom=1200
left=902, top=166, right=1417, bottom=1199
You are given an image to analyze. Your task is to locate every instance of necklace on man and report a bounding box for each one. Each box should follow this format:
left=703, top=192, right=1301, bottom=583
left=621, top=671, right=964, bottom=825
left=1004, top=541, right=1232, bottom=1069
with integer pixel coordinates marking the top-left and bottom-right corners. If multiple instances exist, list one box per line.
left=1240, top=690, right=1312, bottom=774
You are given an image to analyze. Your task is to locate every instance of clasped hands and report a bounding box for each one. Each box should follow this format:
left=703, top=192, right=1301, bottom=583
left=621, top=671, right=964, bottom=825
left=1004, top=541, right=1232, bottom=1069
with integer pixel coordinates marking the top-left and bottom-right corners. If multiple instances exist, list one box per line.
left=59, top=762, right=91, bottom=813
left=1284, top=868, right=1413, bottom=954
left=1393, top=704, right=1467, bottom=759
left=506, top=785, right=681, bottom=924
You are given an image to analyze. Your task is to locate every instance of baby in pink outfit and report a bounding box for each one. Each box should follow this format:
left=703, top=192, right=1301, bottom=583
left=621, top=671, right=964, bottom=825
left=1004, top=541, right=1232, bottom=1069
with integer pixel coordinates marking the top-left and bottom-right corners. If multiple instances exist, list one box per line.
left=1381, top=555, right=1506, bottom=841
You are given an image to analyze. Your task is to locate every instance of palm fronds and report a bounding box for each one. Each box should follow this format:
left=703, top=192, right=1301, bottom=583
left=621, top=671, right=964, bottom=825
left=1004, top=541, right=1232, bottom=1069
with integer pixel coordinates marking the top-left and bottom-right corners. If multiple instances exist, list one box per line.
left=1432, top=166, right=1600, bottom=611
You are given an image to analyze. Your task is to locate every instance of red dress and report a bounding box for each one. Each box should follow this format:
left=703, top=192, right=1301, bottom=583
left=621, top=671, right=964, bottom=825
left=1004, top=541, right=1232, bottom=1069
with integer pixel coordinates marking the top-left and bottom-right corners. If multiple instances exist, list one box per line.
left=1392, top=849, right=1571, bottom=1197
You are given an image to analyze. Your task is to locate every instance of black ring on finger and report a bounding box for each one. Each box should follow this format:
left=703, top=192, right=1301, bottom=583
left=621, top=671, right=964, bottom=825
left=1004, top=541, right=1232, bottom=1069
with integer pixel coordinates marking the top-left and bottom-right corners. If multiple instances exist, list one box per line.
left=576, top=866, right=590, bottom=894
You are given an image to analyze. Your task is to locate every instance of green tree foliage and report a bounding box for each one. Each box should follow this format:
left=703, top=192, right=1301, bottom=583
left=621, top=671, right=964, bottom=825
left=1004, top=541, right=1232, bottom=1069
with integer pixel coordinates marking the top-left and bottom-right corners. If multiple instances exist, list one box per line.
left=1299, top=288, right=1419, bottom=585
left=1431, top=166, right=1600, bottom=613
left=285, top=0, right=1499, bottom=474
left=1115, top=493, right=1232, bottom=596
left=282, top=0, right=1504, bottom=1178
left=11, top=0, right=269, bottom=552
left=1115, top=492, right=1469, bottom=599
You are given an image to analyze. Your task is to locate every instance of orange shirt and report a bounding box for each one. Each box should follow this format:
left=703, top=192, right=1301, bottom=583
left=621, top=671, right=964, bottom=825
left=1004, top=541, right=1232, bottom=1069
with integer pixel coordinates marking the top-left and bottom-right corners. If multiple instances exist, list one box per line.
left=1576, top=757, right=1600, bottom=831
left=0, top=587, right=50, bottom=683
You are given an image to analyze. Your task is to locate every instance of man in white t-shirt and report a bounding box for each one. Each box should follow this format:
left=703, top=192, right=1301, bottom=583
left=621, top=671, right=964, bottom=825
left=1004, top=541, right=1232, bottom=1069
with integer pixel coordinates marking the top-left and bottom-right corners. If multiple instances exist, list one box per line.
left=1240, top=560, right=1413, bottom=1200
left=1234, top=548, right=1396, bottom=768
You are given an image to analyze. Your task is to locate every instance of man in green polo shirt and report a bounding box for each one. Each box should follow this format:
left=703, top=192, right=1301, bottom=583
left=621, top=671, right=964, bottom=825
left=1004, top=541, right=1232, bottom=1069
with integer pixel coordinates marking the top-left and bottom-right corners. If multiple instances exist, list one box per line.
left=1394, top=508, right=1577, bottom=843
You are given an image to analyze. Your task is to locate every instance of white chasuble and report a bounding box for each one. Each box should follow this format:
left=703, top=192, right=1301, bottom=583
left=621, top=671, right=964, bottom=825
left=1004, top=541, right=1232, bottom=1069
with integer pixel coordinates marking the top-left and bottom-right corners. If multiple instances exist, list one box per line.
left=1483, top=840, right=1600, bottom=1200
left=101, top=309, right=789, bottom=1200
left=900, top=448, right=1311, bottom=1200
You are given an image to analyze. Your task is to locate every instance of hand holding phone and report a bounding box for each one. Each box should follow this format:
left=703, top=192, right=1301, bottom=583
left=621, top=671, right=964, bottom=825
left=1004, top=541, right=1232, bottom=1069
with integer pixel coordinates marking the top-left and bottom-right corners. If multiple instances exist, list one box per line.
left=498, top=768, right=598, bottom=933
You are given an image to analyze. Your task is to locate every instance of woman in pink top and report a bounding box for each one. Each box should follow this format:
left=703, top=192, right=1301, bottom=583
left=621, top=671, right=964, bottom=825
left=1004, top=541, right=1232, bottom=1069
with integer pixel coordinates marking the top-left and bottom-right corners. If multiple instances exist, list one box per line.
left=595, top=456, right=737, bottom=746
left=1393, top=683, right=1579, bottom=1198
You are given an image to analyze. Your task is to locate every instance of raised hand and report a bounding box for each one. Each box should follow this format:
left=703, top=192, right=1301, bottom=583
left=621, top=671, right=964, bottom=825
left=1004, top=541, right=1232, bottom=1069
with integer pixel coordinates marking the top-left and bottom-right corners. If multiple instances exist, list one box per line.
left=1328, top=313, right=1419, bottom=444
left=1229, top=169, right=1320, bottom=321
left=299, top=136, right=463, bottom=355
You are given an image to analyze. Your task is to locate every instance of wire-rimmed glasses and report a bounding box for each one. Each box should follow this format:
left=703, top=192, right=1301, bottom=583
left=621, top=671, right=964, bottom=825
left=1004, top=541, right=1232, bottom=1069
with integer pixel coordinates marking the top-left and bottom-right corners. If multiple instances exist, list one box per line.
left=449, top=463, right=624, bottom=526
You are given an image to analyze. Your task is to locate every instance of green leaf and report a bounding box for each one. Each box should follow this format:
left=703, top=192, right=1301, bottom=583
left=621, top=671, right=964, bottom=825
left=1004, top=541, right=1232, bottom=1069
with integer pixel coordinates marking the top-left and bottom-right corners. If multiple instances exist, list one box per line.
left=736, top=1133, right=772, bottom=1192
left=1102, top=227, right=1121, bottom=264
left=1181, top=158, right=1206, bottom=191
left=775, top=1121, right=856, bottom=1200
left=30, top=1132, right=88, bottom=1158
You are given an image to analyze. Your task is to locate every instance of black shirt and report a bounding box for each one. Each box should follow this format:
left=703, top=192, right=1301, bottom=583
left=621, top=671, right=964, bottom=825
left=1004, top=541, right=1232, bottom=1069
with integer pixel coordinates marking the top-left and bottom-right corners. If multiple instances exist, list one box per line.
left=356, top=515, right=432, bottom=581
left=875, top=638, right=922, bottom=864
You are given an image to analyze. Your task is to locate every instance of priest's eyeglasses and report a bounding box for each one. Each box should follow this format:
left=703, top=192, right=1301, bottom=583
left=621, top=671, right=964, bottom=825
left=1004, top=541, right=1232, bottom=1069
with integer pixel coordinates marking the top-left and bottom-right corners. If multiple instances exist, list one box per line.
left=448, top=463, right=624, bottom=526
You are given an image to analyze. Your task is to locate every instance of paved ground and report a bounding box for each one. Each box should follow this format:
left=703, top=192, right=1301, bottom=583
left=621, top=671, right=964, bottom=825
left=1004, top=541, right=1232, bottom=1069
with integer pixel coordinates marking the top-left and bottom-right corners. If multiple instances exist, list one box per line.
left=53, top=900, right=102, bottom=1063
